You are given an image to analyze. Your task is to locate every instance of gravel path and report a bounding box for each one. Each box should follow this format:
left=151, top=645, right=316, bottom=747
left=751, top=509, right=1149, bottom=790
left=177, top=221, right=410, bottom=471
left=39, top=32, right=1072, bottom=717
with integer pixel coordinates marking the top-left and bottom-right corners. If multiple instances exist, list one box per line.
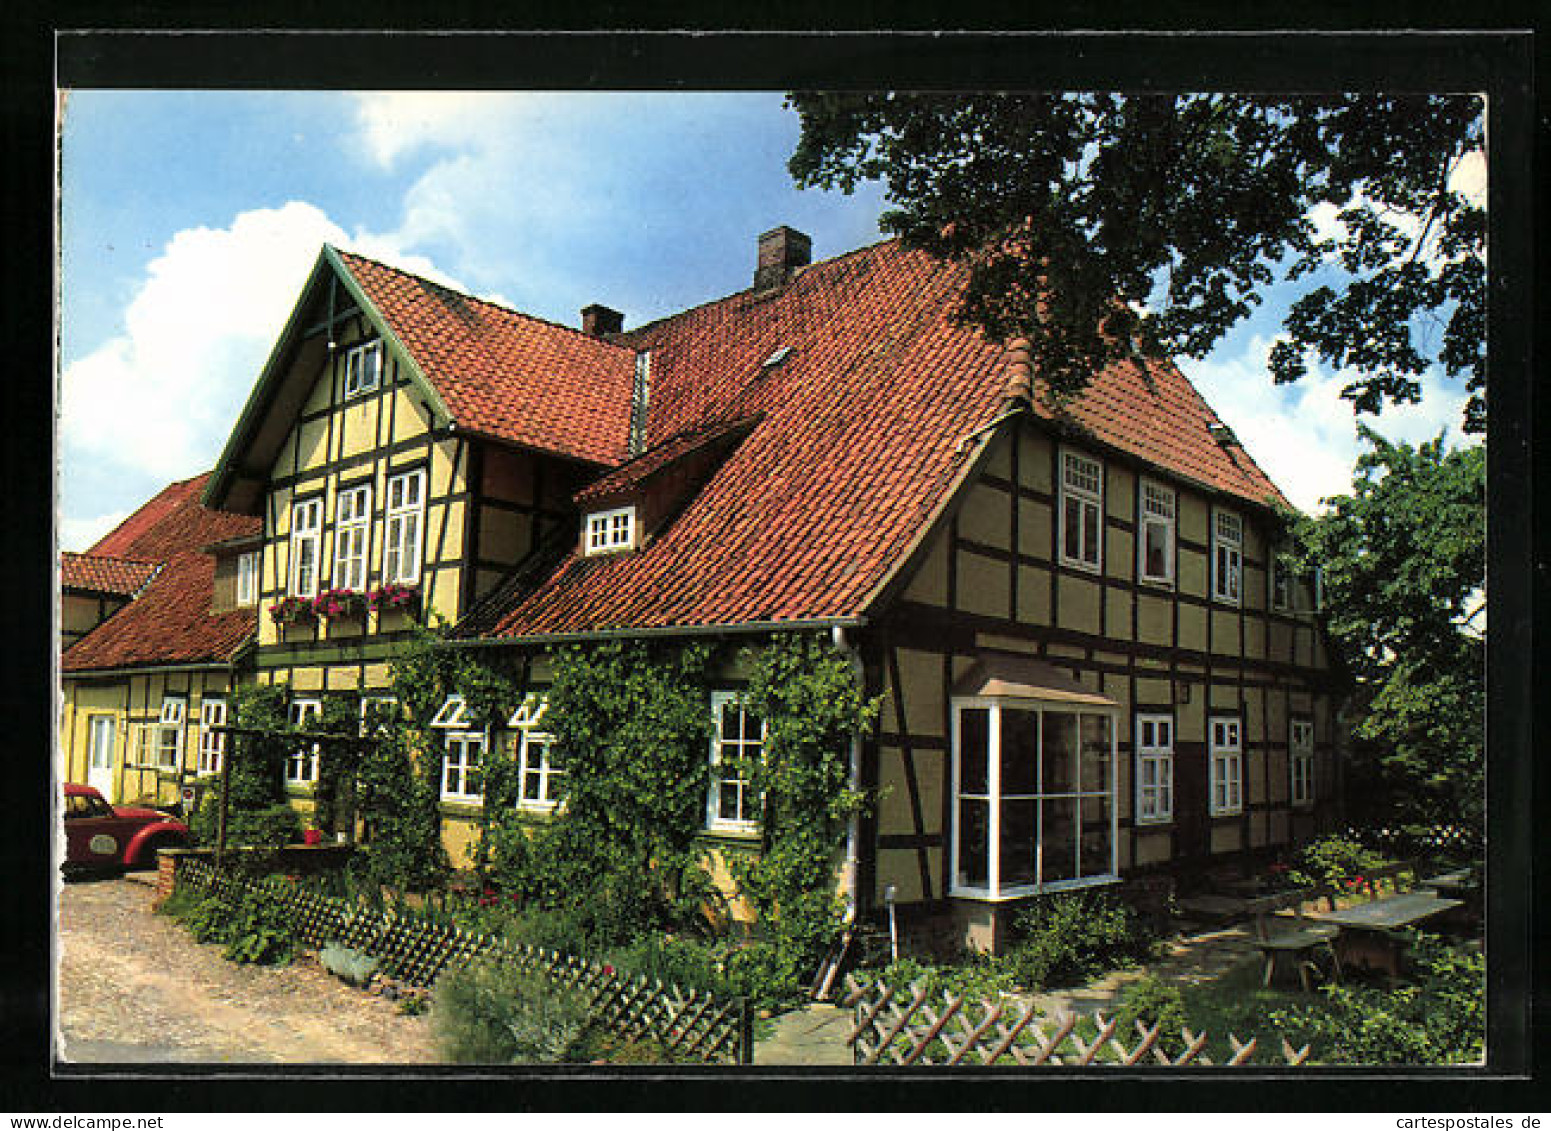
left=57, top=875, right=440, bottom=1065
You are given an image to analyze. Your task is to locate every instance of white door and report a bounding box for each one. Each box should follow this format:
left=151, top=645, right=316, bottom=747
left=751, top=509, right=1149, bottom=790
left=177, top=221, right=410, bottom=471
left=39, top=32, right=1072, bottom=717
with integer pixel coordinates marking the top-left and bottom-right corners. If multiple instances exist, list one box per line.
left=87, top=717, right=117, bottom=800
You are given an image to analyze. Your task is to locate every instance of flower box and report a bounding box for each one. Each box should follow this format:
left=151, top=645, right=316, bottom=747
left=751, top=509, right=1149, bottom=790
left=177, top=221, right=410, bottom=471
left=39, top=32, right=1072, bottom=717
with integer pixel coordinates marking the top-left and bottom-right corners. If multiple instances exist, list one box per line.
left=368, top=581, right=421, bottom=616
left=268, top=596, right=318, bottom=626
left=312, top=587, right=369, bottom=620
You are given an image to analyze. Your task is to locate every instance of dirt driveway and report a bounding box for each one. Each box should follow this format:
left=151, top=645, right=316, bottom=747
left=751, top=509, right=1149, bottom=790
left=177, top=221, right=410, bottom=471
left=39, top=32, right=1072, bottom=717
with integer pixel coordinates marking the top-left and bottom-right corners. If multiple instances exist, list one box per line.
left=56, top=875, right=439, bottom=1065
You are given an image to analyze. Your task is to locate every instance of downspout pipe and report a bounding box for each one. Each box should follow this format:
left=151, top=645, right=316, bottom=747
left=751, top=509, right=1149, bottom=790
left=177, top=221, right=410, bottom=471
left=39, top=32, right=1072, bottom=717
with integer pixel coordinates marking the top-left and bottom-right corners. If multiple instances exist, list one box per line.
left=831, top=623, right=864, bottom=924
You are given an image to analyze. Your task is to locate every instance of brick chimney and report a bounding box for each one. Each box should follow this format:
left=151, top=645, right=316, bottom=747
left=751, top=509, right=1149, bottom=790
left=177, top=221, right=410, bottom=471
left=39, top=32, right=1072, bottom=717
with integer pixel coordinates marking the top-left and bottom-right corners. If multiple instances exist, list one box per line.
left=581, top=304, right=624, bottom=337
left=754, top=226, right=812, bottom=291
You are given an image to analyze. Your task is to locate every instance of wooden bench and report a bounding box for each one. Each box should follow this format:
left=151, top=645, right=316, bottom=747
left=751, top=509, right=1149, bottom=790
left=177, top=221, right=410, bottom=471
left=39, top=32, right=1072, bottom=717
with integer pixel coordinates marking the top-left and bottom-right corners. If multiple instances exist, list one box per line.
left=1243, top=887, right=1341, bottom=992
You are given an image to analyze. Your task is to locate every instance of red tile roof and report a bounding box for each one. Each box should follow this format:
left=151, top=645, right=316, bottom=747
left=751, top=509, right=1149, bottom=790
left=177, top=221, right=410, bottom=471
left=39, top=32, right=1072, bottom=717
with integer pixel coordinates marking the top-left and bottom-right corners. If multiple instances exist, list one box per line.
left=61, top=551, right=254, bottom=672
left=60, top=552, right=158, bottom=597
left=334, top=250, right=637, bottom=467
left=469, top=240, right=1289, bottom=639
left=63, top=472, right=262, bottom=671
left=573, top=416, right=759, bottom=508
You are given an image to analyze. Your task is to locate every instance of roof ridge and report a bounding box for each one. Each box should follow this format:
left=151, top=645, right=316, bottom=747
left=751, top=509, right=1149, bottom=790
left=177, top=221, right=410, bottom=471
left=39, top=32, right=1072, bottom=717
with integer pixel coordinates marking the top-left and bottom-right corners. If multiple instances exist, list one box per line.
left=62, top=549, right=161, bottom=566
left=331, top=245, right=637, bottom=356
left=620, top=235, right=900, bottom=343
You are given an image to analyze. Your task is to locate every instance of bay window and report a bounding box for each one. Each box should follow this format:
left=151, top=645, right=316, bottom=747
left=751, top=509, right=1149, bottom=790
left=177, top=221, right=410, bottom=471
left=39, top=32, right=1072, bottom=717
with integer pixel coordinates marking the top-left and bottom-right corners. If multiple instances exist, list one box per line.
left=951, top=696, right=1117, bottom=899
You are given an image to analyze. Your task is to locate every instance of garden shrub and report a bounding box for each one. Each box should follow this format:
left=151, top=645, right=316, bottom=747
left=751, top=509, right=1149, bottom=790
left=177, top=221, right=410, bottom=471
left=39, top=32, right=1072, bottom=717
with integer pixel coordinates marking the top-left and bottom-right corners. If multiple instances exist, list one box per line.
left=853, top=953, right=1018, bottom=1002
left=1267, top=933, right=1483, bottom=1064
left=1115, top=975, right=1190, bottom=1056
left=604, top=934, right=733, bottom=998
left=162, top=881, right=297, bottom=965
left=1004, top=889, right=1159, bottom=990
left=191, top=800, right=301, bottom=849
left=1286, top=834, right=1388, bottom=891
left=566, top=1025, right=684, bottom=1065
left=431, top=960, right=593, bottom=1064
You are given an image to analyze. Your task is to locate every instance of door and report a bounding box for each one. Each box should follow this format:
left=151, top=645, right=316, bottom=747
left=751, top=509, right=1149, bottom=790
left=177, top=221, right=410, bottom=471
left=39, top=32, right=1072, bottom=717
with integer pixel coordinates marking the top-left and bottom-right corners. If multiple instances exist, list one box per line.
left=87, top=716, right=116, bottom=801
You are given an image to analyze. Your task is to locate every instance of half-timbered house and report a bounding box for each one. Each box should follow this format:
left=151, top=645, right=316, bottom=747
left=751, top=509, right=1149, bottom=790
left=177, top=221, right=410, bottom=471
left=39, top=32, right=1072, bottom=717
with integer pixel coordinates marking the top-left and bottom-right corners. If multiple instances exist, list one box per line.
left=64, top=226, right=1342, bottom=952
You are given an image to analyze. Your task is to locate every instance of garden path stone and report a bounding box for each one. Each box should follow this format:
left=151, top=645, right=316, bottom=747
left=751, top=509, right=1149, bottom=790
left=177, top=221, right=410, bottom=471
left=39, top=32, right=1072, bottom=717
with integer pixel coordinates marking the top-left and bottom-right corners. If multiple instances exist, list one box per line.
left=754, top=1003, right=853, bottom=1066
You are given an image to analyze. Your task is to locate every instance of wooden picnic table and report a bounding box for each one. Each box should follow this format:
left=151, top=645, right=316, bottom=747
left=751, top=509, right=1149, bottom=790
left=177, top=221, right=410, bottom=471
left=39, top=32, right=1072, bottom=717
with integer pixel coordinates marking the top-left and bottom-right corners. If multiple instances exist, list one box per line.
left=1318, top=892, right=1464, bottom=976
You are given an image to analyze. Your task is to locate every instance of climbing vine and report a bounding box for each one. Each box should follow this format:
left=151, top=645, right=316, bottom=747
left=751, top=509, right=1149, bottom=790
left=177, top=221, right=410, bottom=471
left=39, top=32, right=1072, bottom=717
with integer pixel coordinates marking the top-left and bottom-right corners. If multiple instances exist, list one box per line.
left=189, top=684, right=299, bottom=850
left=730, top=633, right=877, bottom=994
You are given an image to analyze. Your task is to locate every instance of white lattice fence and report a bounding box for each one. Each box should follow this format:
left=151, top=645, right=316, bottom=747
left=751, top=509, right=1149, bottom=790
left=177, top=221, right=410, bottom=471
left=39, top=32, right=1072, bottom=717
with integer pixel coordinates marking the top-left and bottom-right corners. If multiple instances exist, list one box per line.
left=841, top=975, right=1310, bottom=1067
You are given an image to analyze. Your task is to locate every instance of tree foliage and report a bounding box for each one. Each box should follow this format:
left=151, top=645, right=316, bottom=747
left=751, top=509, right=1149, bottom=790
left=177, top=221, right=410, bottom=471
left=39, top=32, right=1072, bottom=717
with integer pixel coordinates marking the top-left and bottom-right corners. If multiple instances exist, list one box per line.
left=788, top=93, right=1485, bottom=430
left=1289, top=427, right=1484, bottom=832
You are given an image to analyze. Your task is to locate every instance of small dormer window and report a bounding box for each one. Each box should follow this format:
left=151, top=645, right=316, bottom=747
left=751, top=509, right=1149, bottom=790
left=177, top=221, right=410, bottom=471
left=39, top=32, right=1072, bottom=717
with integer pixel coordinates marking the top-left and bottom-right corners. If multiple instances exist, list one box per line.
left=343, top=339, right=383, bottom=398
left=584, top=506, right=636, bottom=555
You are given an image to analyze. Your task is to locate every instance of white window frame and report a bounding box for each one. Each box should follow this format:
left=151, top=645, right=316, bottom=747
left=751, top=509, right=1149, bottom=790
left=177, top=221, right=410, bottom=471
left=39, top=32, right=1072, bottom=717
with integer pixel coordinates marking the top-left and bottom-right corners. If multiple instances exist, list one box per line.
left=441, top=731, right=486, bottom=805
left=88, top=716, right=117, bottom=771
left=1137, top=479, right=1176, bottom=585
left=507, top=694, right=564, bottom=812
left=290, top=497, right=324, bottom=598
left=1209, top=716, right=1244, bottom=816
left=342, top=339, right=383, bottom=398
left=1058, top=450, right=1104, bottom=573
left=198, top=698, right=227, bottom=776
left=236, top=551, right=260, bottom=606
left=1212, top=509, right=1243, bottom=606
left=584, top=505, right=637, bottom=556
left=333, top=483, right=372, bottom=592
left=384, top=469, right=426, bottom=585
left=1134, top=713, right=1174, bottom=825
left=1270, top=546, right=1293, bottom=612
left=286, top=698, right=322, bottom=785
left=128, top=721, right=162, bottom=769
left=1290, top=718, right=1315, bottom=807
left=950, top=697, right=1119, bottom=900
left=430, top=694, right=470, bottom=729
left=360, top=695, right=398, bottom=735
left=154, top=697, right=187, bottom=770
left=706, top=691, right=763, bottom=836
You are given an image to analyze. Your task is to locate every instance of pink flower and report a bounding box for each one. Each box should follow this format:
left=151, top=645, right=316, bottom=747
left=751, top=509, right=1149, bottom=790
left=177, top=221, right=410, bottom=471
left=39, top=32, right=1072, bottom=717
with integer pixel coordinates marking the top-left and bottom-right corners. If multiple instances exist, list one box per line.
left=602, top=964, right=614, bottom=976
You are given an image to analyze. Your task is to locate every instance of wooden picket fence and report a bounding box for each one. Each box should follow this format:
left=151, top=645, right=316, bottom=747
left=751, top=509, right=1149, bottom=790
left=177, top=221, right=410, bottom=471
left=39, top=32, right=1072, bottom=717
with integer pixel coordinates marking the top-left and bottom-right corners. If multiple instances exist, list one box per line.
left=841, top=975, right=1311, bottom=1067
left=175, top=858, right=752, bottom=1063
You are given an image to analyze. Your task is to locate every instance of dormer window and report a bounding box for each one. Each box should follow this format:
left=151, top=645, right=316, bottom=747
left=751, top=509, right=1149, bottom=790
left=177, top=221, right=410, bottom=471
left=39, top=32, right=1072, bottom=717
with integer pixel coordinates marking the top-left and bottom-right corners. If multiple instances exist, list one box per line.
left=343, top=339, right=383, bottom=398
left=584, top=506, right=636, bottom=555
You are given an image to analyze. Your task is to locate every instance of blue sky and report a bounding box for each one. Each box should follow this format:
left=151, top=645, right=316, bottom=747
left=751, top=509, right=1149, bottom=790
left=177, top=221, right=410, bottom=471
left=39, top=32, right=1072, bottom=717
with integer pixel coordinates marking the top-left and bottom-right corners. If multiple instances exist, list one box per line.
left=57, top=91, right=1478, bottom=550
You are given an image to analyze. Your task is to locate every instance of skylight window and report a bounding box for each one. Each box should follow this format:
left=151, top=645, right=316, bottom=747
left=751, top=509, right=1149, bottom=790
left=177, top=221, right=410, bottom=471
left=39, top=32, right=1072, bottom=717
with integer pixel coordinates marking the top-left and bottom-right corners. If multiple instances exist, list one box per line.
left=584, top=506, right=636, bottom=555
left=761, top=345, right=793, bottom=370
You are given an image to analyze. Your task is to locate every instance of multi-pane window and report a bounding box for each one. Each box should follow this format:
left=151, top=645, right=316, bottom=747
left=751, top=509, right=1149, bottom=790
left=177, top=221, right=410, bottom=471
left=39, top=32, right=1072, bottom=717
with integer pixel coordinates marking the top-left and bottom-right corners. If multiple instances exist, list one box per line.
left=342, top=340, right=383, bottom=398
left=509, top=695, right=564, bottom=811
left=87, top=716, right=116, bottom=776
left=1271, top=553, right=1293, bottom=611
left=236, top=551, right=259, bottom=606
left=707, top=692, right=763, bottom=834
left=285, top=699, right=322, bottom=784
left=1212, top=510, right=1243, bottom=605
left=384, top=469, right=426, bottom=584
left=1059, top=451, right=1104, bottom=571
left=1290, top=718, right=1315, bottom=807
left=1134, top=714, right=1174, bottom=823
left=441, top=732, right=485, bottom=803
left=156, top=697, right=186, bottom=769
left=360, top=695, right=398, bottom=735
left=952, top=700, right=1117, bottom=898
left=584, top=506, right=636, bottom=555
left=1209, top=717, right=1243, bottom=816
left=333, top=483, right=372, bottom=591
left=198, top=698, right=227, bottom=775
left=1137, top=480, right=1176, bottom=584
left=290, top=497, right=323, bottom=598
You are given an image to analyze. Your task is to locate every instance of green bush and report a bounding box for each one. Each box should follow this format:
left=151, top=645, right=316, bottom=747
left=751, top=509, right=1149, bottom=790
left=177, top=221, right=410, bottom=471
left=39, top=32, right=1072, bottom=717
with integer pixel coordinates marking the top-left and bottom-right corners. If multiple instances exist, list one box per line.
left=567, top=1026, right=684, bottom=1064
left=163, top=881, right=297, bottom=965
left=1268, top=934, right=1483, bottom=1064
left=1004, top=889, right=1160, bottom=991
left=854, top=953, right=1017, bottom=1001
left=431, top=960, right=593, bottom=1064
left=1115, top=975, right=1190, bottom=1056
left=190, top=798, right=302, bottom=849
left=1286, top=834, right=1387, bottom=891
left=604, top=934, right=731, bottom=997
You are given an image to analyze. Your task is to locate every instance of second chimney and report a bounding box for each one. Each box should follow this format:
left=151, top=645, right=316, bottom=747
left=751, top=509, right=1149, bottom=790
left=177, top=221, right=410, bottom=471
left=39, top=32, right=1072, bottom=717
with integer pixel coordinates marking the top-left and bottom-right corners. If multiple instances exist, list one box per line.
left=754, top=226, right=812, bottom=291
left=581, top=304, right=624, bottom=337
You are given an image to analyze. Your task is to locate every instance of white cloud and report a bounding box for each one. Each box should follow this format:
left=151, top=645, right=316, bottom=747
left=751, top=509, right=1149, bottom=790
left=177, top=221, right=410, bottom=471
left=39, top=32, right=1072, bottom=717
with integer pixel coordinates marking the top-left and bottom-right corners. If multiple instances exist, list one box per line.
left=1187, top=334, right=1473, bottom=514
left=59, top=201, right=463, bottom=511
left=58, top=510, right=131, bottom=554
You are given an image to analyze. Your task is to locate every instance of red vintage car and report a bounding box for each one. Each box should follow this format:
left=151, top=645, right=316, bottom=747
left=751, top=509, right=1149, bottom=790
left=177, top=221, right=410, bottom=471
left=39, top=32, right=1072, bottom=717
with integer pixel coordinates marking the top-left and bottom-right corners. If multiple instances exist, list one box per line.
left=62, top=782, right=189, bottom=874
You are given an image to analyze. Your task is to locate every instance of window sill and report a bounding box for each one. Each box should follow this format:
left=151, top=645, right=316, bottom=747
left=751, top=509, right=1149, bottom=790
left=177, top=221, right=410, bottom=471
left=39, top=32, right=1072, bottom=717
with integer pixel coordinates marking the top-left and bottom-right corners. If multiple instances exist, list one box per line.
left=1208, top=809, right=1244, bottom=820
left=1135, top=816, right=1174, bottom=828
left=1058, top=556, right=1103, bottom=576
left=1138, top=574, right=1175, bottom=590
left=698, top=827, right=761, bottom=850
left=440, top=799, right=484, bottom=817
left=284, top=782, right=317, bottom=796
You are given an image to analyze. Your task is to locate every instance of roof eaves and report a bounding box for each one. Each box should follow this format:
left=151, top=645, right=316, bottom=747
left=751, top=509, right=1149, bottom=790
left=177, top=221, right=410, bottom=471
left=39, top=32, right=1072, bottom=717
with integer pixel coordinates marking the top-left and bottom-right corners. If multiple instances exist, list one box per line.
left=458, top=616, right=868, bottom=650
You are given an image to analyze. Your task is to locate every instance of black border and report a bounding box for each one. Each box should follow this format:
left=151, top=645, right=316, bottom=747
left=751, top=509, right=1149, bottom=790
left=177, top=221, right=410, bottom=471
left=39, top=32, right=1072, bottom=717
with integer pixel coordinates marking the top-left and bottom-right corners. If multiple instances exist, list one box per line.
left=7, top=16, right=1544, bottom=1115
